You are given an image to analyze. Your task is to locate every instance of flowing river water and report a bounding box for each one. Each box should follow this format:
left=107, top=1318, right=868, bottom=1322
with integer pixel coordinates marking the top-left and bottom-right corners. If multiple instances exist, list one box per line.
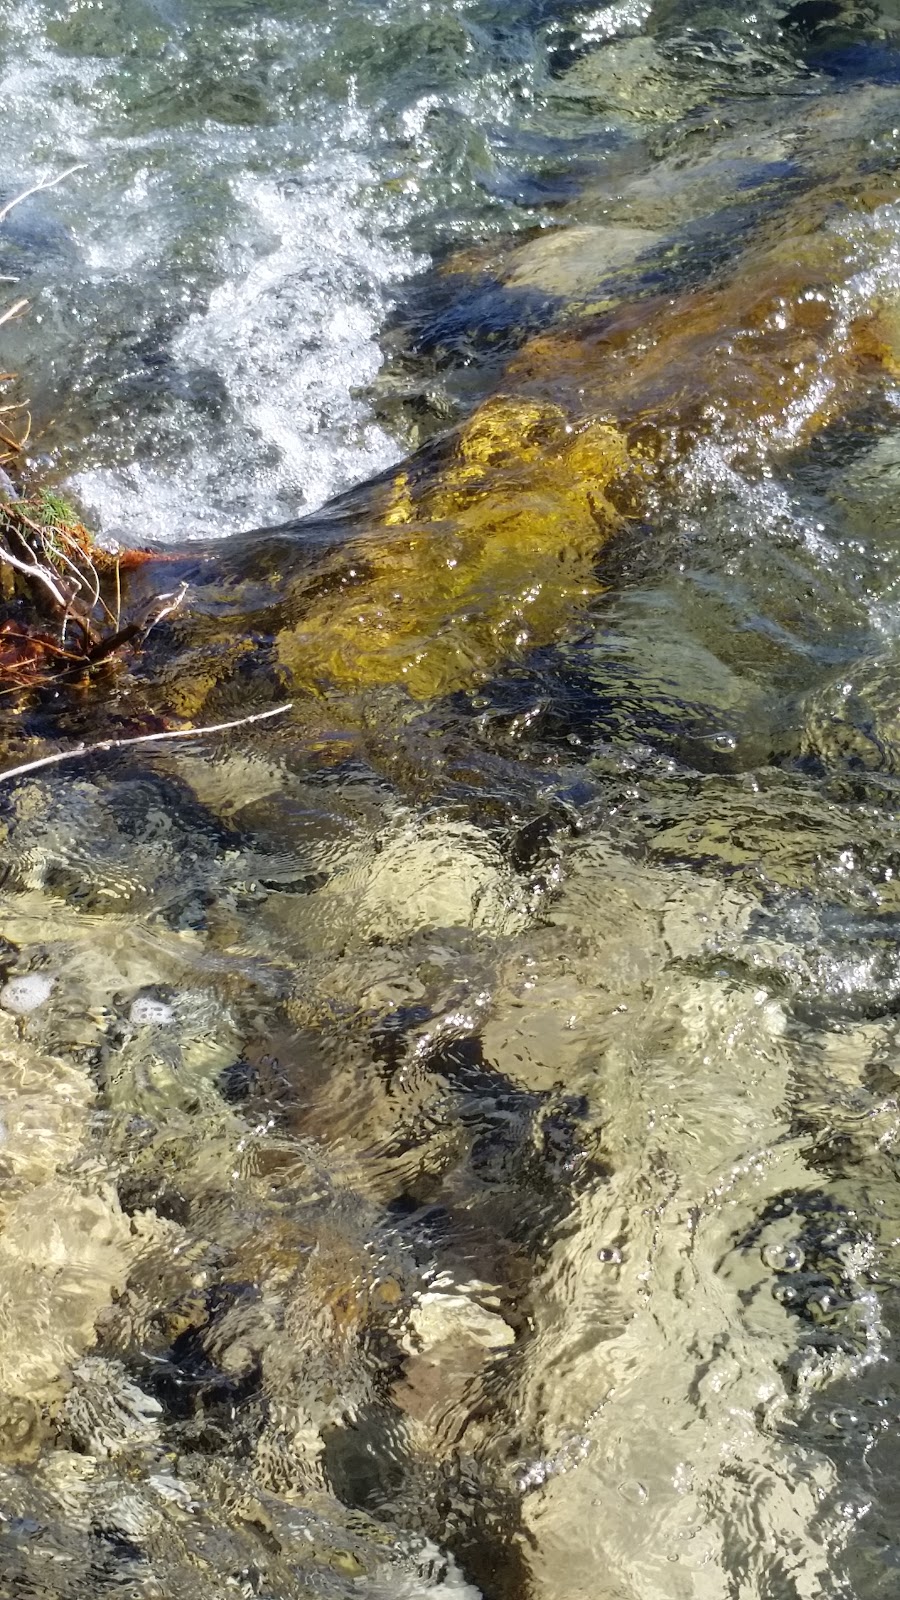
left=8, top=0, right=900, bottom=1596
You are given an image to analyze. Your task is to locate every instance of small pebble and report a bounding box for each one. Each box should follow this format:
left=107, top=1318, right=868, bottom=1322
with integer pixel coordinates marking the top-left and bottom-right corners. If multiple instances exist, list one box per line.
left=0, top=973, right=54, bottom=1014
left=129, top=996, right=175, bottom=1027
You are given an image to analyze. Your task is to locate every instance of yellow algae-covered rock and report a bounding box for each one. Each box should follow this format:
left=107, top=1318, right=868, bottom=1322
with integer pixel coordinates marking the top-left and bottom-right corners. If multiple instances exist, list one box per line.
left=510, top=192, right=900, bottom=458
left=268, top=189, right=900, bottom=709
left=115, top=163, right=900, bottom=725
left=277, top=396, right=632, bottom=700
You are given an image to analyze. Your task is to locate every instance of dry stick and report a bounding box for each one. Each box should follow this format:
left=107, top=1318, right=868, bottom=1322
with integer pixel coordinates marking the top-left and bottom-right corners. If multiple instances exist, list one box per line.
left=0, top=299, right=28, bottom=329
left=1, top=167, right=85, bottom=335
left=0, top=702, right=295, bottom=784
left=0, top=164, right=87, bottom=227
left=0, top=541, right=70, bottom=609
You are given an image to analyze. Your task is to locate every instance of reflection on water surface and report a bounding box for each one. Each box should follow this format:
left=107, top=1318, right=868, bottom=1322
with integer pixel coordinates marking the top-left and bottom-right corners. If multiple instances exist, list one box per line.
left=8, top=0, right=900, bottom=1595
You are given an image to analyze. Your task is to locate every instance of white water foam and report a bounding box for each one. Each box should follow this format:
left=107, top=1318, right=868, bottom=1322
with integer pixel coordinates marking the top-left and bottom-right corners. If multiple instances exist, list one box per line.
left=0, top=0, right=422, bottom=542
left=71, top=152, right=419, bottom=542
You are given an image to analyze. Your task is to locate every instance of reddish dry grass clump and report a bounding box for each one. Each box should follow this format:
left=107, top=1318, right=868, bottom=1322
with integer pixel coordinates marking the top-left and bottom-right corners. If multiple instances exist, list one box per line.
left=0, top=486, right=179, bottom=698
left=1, top=250, right=181, bottom=700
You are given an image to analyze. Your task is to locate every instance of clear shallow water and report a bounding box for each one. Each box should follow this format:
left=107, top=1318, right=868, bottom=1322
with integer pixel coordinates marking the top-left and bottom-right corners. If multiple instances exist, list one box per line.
left=0, top=0, right=645, bottom=539
left=10, top=0, right=900, bottom=1597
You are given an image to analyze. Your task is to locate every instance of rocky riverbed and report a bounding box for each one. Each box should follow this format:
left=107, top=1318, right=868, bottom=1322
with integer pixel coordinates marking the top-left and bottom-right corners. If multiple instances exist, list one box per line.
left=7, top=1, right=900, bottom=1597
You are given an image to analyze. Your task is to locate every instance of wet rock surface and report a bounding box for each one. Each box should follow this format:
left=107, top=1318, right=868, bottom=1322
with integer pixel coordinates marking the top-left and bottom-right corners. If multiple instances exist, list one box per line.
left=11, top=6, right=900, bottom=1599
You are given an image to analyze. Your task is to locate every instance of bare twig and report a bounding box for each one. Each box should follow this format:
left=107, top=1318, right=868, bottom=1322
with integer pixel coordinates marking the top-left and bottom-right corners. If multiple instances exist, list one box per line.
left=0, top=540, right=71, bottom=609
left=141, top=581, right=188, bottom=638
left=0, top=702, right=294, bottom=784
left=0, top=164, right=86, bottom=228
left=0, top=299, right=28, bottom=329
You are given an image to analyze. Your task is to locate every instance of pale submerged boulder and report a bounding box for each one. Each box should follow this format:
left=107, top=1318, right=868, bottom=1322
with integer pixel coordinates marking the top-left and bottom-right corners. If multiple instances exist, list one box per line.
left=319, top=815, right=534, bottom=945
left=502, top=224, right=659, bottom=297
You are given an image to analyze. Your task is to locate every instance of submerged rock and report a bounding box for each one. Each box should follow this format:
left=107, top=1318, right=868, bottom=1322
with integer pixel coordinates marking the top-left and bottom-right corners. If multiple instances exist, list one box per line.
left=396, top=1278, right=515, bottom=1443
left=275, top=395, right=631, bottom=700
left=800, top=647, right=900, bottom=774
left=108, top=88, right=900, bottom=724
left=59, top=1357, right=163, bottom=1457
left=0, top=1448, right=482, bottom=1599
left=550, top=33, right=723, bottom=120
left=499, top=223, right=660, bottom=297
left=317, top=813, right=535, bottom=944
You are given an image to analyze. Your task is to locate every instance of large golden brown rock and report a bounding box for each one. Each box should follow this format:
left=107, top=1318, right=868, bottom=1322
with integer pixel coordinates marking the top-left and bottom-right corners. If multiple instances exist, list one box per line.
left=276, top=396, right=631, bottom=700
left=270, top=188, right=900, bottom=703
left=116, top=111, right=900, bottom=722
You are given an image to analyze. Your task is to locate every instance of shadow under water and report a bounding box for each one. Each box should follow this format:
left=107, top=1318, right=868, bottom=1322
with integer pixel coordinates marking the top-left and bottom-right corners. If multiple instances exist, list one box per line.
left=10, top=9, right=900, bottom=1600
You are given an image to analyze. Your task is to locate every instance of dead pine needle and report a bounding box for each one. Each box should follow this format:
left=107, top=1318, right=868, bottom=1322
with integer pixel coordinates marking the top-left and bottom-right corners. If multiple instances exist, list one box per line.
left=0, top=702, right=295, bottom=784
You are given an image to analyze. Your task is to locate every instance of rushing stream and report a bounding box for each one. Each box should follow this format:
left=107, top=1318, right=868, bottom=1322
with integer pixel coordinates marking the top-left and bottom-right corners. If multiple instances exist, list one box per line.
left=8, top=0, right=900, bottom=1596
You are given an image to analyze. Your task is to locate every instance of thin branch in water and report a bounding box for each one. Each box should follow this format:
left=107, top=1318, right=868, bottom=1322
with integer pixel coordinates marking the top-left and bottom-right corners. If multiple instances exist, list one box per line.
left=0, top=299, right=28, bottom=329
left=0, top=540, right=71, bottom=610
left=0, top=420, right=29, bottom=455
left=0, top=702, right=295, bottom=784
left=0, top=164, right=86, bottom=227
left=51, top=531, right=104, bottom=627
left=140, top=581, right=188, bottom=639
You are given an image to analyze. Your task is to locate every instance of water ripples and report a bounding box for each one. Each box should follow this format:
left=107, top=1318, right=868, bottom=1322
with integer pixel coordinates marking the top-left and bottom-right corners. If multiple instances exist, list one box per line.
left=9, top=0, right=900, bottom=1594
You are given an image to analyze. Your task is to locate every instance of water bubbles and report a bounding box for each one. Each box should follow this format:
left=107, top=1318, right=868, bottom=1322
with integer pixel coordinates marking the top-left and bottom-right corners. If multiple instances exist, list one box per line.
left=129, top=996, right=175, bottom=1027
left=617, top=1479, right=649, bottom=1506
left=0, top=973, right=54, bottom=1014
left=836, top=1239, right=868, bottom=1272
left=761, top=1241, right=805, bottom=1273
left=837, top=1497, right=872, bottom=1523
left=828, top=1407, right=861, bottom=1433
left=597, top=1246, right=624, bottom=1264
left=809, top=1288, right=840, bottom=1317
